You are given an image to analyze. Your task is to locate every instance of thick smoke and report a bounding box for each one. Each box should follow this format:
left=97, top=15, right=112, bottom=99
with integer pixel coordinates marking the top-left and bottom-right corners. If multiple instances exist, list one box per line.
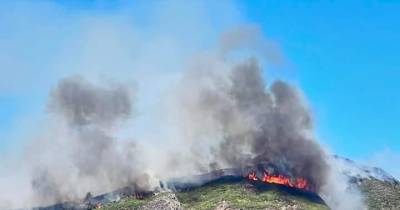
left=0, top=20, right=365, bottom=209
left=28, top=77, right=150, bottom=206
left=0, top=1, right=367, bottom=209
left=174, top=57, right=328, bottom=189
left=49, top=76, right=132, bottom=128
left=171, top=50, right=365, bottom=209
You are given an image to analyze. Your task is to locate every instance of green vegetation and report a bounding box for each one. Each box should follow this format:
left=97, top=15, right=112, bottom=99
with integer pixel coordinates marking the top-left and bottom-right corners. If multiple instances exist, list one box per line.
left=177, top=181, right=329, bottom=210
left=101, top=197, right=150, bottom=210
left=98, top=181, right=330, bottom=210
left=359, top=178, right=400, bottom=210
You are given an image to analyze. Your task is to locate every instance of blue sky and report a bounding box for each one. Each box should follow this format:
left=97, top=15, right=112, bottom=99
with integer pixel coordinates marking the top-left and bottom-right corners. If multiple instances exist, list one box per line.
left=241, top=1, right=400, bottom=158
left=0, top=0, right=399, bottom=176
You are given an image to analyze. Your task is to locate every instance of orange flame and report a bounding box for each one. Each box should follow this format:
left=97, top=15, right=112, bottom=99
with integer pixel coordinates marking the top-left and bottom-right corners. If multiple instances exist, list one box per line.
left=246, top=171, right=313, bottom=191
left=247, top=171, right=258, bottom=181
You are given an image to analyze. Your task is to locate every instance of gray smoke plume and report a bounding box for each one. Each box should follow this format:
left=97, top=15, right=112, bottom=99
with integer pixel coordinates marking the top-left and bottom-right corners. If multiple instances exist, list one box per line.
left=0, top=21, right=364, bottom=209
left=49, top=76, right=132, bottom=128
left=0, top=0, right=364, bottom=208
left=219, top=25, right=284, bottom=65
left=29, top=76, right=150, bottom=205
left=174, top=57, right=328, bottom=189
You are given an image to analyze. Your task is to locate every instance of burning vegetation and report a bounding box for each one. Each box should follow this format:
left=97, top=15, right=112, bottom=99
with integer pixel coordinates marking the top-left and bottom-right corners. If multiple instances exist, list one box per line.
left=176, top=56, right=329, bottom=193
left=246, top=171, right=315, bottom=192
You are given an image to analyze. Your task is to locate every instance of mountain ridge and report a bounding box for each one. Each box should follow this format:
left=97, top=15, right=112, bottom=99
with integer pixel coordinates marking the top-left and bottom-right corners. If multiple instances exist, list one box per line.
left=23, top=156, right=400, bottom=210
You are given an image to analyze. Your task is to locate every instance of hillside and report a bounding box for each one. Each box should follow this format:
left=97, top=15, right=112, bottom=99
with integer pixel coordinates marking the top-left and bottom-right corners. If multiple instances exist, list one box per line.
left=101, top=179, right=328, bottom=210
left=34, top=157, right=400, bottom=210
left=335, top=156, right=400, bottom=210
left=93, top=158, right=400, bottom=210
left=99, top=177, right=400, bottom=210
left=358, top=178, right=400, bottom=210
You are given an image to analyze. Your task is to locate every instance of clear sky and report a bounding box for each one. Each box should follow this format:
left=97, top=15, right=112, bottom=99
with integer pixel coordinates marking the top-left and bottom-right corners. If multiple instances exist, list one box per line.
left=241, top=0, right=400, bottom=157
left=0, top=0, right=399, bottom=177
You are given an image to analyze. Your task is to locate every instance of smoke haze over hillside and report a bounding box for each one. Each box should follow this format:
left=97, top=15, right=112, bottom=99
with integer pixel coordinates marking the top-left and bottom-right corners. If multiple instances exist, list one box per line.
left=0, top=1, right=365, bottom=210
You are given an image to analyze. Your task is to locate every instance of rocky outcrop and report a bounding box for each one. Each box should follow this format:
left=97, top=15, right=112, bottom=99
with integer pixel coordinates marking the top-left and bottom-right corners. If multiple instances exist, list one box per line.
left=141, top=192, right=183, bottom=210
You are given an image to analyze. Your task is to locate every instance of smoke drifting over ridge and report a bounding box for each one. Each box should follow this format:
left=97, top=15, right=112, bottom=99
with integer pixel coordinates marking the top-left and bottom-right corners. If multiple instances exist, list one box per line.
left=0, top=20, right=364, bottom=209
left=168, top=46, right=364, bottom=209
left=174, top=57, right=328, bottom=189
left=28, top=77, right=149, bottom=206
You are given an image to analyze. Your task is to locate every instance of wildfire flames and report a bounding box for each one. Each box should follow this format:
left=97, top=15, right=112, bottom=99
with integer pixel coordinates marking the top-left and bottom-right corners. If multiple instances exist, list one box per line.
left=246, top=171, right=314, bottom=191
